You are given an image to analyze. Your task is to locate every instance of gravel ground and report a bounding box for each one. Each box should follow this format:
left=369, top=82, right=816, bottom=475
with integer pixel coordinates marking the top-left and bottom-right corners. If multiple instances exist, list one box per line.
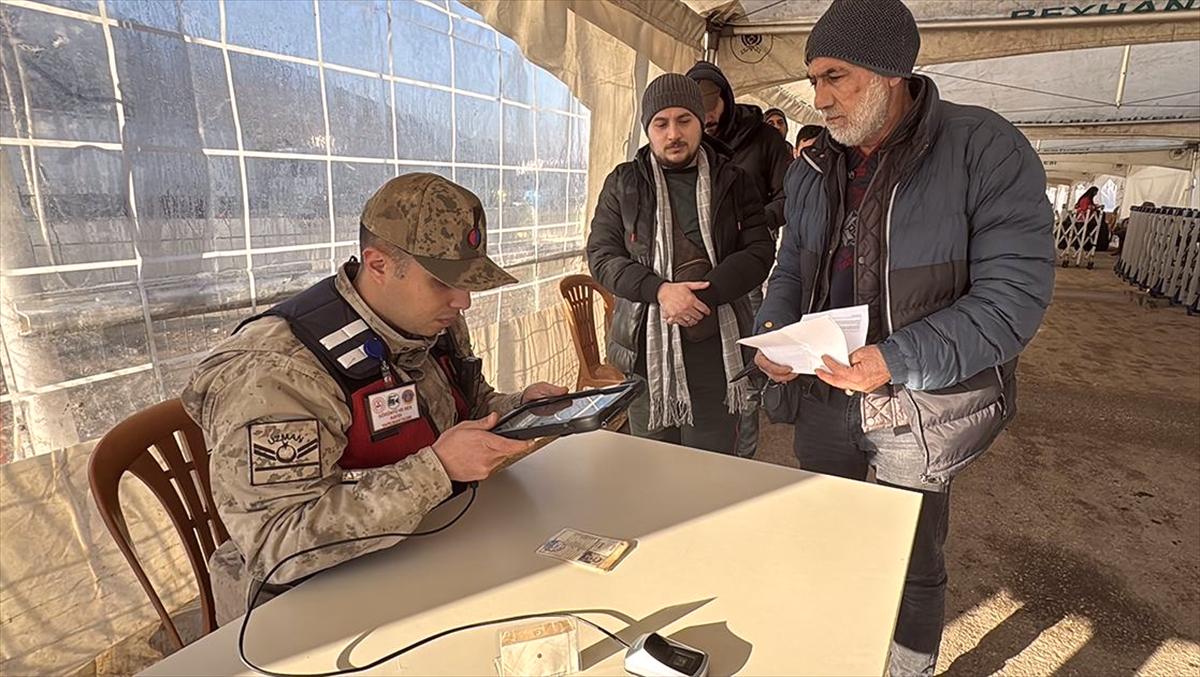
left=756, top=265, right=1200, bottom=676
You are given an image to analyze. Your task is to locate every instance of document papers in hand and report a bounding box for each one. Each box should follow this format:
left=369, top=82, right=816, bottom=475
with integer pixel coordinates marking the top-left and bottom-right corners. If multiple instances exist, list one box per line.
left=737, top=305, right=869, bottom=375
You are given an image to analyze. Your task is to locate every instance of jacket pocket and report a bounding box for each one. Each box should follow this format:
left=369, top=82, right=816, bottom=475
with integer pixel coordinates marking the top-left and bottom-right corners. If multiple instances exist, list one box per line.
left=608, top=299, right=645, bottom=375
left=762, top=380, right=803, bottom=424
left=901, top=367, right=1009, bottom=481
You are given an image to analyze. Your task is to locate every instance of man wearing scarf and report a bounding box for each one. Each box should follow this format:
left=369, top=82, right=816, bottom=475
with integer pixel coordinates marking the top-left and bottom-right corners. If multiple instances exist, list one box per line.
left=586, top=74, right=775, bottom=452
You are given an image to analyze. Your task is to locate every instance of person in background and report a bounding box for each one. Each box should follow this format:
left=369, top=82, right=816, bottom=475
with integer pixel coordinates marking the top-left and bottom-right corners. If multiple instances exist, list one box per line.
left=586, top=73, right=774, bottom=454
left=755, top=0, right=1054, bottom=673
left=764, top=107, right=790, bottom=141
left=1112, top=200, right=1155, bottom=256
left=1075, top=186, right=1101, bottom=215
left=686, top=60, right=793, bottom=459
left=687, top=61, right=793, bottom=236
left=794, top=124, right=824, bottom=158
left=1069, top=187, right=1106, bottom=254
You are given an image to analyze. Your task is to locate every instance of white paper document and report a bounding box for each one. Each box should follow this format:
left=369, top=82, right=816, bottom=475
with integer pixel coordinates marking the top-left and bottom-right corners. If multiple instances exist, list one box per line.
left=737, top=305, right=869, bottom=375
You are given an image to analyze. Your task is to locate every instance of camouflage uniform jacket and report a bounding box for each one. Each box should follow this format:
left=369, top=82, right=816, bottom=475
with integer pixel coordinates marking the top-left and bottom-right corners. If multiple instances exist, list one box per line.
left=182, top=263, right=521, bottom=624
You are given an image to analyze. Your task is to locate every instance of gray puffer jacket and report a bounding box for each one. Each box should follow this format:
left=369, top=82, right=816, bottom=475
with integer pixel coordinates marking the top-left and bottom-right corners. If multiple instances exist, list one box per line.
left=757, top=76, right=1055, bottom=482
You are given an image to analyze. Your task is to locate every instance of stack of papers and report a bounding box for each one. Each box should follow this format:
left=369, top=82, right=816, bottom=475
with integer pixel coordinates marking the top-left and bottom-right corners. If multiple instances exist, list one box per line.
left=737, top=305, right=868, bottom=375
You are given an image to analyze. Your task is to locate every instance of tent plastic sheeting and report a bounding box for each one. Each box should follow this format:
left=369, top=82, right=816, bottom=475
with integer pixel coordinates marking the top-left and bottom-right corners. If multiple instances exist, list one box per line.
left=468, top=0, right=1197, bottom=203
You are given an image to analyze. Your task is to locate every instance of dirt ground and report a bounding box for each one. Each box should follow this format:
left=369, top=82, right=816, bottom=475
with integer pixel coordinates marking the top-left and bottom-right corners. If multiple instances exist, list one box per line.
left=757, top=265, right=1200, bottom=675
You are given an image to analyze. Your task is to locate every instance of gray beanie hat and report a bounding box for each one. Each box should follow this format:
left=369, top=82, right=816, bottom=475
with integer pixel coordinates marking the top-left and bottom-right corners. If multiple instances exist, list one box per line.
left=805, top=0, right=920, bottom=78
left=641, top=73, right=705, bottom=130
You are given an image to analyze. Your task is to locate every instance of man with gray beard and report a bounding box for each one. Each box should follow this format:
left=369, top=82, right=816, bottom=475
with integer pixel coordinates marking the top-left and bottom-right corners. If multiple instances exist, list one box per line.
left=754, top=0, right=1054, bottom=674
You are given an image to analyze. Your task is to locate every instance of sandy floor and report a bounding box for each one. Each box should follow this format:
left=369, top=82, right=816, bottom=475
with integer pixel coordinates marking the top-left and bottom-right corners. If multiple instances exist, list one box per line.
left=757, top=265, right=1200, bottom=676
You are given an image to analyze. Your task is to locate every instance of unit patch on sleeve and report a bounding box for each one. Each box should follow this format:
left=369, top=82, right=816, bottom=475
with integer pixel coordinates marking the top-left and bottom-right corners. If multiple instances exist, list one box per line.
left=247, top=420, right=323, bottom=486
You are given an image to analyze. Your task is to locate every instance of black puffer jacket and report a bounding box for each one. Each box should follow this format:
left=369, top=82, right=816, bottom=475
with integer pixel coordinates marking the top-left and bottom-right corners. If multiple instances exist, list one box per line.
left=586, top=143, right=776, bottom=374
left=687, top=61, right=793, bottom=232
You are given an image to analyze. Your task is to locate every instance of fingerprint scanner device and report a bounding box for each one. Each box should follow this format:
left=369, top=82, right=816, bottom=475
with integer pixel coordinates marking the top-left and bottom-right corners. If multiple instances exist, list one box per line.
left=624, top=632, right=709, bottom=677
left=492, top=380, right=643, bottom=440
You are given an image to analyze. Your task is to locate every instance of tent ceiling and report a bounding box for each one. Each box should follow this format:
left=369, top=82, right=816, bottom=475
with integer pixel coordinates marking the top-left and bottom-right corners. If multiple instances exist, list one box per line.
left=469, top=0, right=1198, bottom=178
left=762, top=40, right=1199, bottom=139
left=702, top=2, right=1199, bottom=93
left=721, top=0, right=1200, bottom=25
left=685, top=1, right=1200, bottom=151
left=919, top=42, right=1200, bottom=125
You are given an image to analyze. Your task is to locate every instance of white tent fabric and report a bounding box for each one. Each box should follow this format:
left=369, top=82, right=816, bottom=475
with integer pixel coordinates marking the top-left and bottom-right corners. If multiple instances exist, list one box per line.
left=468, top=0, right=1197, bottom=209
left=1123, top=165, right=1199, bottom=213
left=712, top=0, right=1200, bottom=96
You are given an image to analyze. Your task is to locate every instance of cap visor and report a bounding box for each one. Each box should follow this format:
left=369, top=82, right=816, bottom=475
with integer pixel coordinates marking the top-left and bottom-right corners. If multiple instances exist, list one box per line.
left=411, top=253, right=517, bottom=292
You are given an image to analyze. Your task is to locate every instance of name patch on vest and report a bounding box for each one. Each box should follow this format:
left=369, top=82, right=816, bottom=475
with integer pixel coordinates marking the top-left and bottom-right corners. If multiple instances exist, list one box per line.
left=248, top=420, right=322, bottom=485
left=366, top=383, right=421, bottom=436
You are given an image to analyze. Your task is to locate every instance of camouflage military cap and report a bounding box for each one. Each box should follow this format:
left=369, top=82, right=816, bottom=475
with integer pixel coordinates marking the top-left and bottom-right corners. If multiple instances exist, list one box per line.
left=360, top=173, right=517, bottom=292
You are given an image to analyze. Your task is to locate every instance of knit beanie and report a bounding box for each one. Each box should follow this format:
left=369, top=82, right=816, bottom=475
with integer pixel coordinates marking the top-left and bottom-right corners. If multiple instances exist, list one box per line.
left=686, top=60, right=736, bottom=131
left=805, top=0, right=920, bottom=78
left=641, top=73, right=706, bottom=130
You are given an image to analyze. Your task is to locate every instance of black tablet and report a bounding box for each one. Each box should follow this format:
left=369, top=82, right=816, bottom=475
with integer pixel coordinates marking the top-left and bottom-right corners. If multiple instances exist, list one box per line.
left=492, top=380, right=643, bottom=440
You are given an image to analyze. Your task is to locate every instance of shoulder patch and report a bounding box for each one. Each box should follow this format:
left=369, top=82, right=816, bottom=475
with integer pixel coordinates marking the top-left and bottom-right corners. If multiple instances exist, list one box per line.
left=247, top=420, right=323, bottom=486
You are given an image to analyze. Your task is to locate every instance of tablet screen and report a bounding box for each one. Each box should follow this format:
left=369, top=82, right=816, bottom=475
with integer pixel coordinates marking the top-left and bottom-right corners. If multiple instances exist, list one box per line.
left=493, top=390, right=626, bottom=435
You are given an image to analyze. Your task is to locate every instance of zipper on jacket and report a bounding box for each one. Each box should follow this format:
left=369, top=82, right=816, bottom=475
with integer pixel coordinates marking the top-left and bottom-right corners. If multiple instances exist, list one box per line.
left=994, top=364, right=1006, bottom=414
left=883, top=183, right=900, bottom=335
left=903, top=388, right=935, bottom=483
left=802, top=150, right=823, bottom=175
left=883, top=142, right=931, bottom=336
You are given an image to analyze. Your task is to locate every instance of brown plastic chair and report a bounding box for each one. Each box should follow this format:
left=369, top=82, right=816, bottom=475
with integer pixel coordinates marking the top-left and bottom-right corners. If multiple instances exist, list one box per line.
left=559, top=274, right=626, bottom=390
left=88, top=399, right=229, bottom=649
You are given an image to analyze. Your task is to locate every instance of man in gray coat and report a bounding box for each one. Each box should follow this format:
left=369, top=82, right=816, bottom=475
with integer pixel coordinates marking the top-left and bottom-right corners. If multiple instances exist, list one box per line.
left=754, top=0, right=1054, bottom=674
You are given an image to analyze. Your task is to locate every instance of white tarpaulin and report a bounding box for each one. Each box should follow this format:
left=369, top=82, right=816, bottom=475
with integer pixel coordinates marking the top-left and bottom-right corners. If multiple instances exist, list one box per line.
left=474, top=0, right=1197, bottom=185
left=491, top=0, right=1199, bottom=199
left=1123, top=165, right=1198, bottom=212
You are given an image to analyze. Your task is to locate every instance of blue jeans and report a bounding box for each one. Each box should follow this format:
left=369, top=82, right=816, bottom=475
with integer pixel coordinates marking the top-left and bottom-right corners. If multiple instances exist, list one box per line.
left=793, top=385, right=949, bottom=677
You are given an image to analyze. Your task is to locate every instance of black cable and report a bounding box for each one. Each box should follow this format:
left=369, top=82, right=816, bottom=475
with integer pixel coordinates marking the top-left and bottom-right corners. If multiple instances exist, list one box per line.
left=237, top=485, right=630, bottom=677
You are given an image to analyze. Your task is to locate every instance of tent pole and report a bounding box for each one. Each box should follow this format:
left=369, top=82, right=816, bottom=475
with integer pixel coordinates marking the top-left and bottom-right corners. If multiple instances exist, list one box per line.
left=1114, top=45, right=1132, bottom=107
left=703, top=25, right=719, bottom=63
left=1189, top=145, right=1200, bottom=208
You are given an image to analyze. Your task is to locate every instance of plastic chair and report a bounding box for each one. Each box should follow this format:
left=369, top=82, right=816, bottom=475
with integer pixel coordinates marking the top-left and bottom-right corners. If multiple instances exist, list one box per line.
left=88, top=399, right=229, bottom=649
left=559, top=274, right=626, bottom=390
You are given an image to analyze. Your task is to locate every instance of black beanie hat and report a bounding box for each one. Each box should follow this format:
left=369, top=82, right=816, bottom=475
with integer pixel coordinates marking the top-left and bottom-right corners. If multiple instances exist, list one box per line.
left=641, top=73, right=705, bottom=130
left=805, top=0, right=920, bottom=78
left=686, top=60, right=735, bottom=131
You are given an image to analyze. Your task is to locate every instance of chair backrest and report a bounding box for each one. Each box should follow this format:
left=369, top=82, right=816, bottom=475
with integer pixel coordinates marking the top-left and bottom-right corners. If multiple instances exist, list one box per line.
left=88, top=399, right=229, bottom=649
left=559, top=274, right=614, bottom=377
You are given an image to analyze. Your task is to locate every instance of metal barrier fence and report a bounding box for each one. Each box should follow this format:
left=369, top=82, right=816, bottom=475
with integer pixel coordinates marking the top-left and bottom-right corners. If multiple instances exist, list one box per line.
left=1055, top=208, right=1104, bottom=269
left=1116, top=205, right=1200, bottom=315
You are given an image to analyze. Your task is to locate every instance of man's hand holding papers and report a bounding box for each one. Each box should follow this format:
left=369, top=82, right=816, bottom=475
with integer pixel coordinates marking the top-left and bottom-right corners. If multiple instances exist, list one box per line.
left=738, top=305, right=891, bottom=392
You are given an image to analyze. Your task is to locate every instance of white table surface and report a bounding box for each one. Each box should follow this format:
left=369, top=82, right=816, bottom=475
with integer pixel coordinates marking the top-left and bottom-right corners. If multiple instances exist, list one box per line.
left=141, top=430, right=921, bottom=677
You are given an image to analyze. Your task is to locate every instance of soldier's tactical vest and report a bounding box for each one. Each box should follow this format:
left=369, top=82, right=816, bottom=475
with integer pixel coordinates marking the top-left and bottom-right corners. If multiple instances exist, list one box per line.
left=236, top=272, right=469, bottom=471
